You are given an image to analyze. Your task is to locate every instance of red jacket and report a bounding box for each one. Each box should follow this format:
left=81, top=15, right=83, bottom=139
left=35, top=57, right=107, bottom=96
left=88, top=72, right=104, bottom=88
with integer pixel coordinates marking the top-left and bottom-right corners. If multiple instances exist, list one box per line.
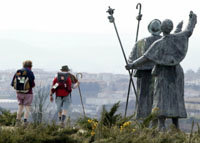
left=51, top=76, right=72, bottom=97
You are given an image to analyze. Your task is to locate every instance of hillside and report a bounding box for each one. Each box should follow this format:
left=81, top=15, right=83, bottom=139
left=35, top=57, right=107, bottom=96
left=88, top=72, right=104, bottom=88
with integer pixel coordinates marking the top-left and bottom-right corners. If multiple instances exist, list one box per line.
left=1, top=103, right=200, bottom=143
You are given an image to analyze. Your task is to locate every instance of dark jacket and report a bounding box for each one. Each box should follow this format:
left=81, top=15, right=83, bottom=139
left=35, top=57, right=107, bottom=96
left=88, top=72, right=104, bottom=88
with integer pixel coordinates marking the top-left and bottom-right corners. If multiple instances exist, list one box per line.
left=11, top=68, right=35, bottom=94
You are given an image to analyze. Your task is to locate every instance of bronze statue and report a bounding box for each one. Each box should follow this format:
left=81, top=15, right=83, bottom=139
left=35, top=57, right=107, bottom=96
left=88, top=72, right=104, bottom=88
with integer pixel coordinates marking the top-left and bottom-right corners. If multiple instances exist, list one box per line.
left=126, top=11, right=197, bottom=130
left=128, top=19, right=162, bottom=119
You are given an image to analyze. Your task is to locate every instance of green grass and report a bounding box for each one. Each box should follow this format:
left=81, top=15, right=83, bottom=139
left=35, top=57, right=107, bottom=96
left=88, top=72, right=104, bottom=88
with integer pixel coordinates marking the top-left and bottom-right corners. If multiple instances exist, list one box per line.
left=0, top=110, right=16, bottom=126
left=1, top=103, right=200, bottom=143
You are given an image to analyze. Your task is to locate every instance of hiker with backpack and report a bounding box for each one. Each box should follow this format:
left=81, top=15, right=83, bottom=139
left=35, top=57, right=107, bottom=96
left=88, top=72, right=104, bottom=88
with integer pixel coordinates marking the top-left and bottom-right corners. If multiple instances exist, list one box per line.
left=11, top=60, right=35, bottom=126
left=50, top=65, right=76, bottom=127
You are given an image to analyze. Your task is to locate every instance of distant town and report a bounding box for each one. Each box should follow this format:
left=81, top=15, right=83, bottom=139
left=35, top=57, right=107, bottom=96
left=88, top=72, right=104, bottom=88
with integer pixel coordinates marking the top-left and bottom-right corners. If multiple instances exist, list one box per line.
left=1, top=68, right=200, bottom=119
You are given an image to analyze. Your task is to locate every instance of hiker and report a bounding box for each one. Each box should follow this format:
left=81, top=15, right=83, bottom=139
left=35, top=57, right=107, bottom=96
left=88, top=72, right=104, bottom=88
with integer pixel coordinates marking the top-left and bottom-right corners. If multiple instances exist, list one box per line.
left=50, top=65, right=76, bottom=127
left=128, top=19, right=162, bottom=119
left=11, top=60, right=35, bottom=126
left=126, top=11, right=197, bottom=130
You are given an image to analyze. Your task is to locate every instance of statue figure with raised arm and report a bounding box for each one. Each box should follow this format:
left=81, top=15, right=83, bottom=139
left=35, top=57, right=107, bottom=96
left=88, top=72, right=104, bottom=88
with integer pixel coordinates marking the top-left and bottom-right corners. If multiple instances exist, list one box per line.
left=126, top=11, right=197, bottom=131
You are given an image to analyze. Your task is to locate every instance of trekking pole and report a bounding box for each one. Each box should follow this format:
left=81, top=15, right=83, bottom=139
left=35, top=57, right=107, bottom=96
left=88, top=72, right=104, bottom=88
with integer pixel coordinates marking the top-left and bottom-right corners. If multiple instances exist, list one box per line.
left=106, top=6, right=138, bottom=117
left=76, top=73, right=86, bottom=117
left=125, top=3, right=142, bottom=117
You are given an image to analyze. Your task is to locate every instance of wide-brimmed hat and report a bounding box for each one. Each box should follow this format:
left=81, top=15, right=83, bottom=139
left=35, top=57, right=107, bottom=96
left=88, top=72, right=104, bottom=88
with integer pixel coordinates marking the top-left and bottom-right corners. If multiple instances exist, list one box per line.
left=60, top=65, right=70, bottom=72
left=148, top=19, right=161, bottom=36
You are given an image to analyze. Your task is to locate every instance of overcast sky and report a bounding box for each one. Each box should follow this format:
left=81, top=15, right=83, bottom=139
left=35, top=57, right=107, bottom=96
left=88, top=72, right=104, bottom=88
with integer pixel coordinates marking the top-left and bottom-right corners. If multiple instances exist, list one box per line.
left=0, top=0, right=199, bottom=74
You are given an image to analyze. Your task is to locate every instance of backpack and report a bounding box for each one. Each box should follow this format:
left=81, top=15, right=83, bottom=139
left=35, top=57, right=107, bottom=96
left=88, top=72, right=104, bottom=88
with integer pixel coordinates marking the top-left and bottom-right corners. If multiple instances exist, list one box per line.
left=57, top=72, right=69, bottom=83
left=57, top=72, right=72, bottom=99
left=56, top=72, right=69, bottom=88
left=13, top=69, right=30, bottom=93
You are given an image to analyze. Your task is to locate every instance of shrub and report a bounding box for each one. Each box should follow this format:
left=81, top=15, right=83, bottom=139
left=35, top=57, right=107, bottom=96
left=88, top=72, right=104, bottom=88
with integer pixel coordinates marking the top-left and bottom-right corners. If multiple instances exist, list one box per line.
left=0, top=110, right=16, bottom=126
left=0, top=124, right=80, bottom=143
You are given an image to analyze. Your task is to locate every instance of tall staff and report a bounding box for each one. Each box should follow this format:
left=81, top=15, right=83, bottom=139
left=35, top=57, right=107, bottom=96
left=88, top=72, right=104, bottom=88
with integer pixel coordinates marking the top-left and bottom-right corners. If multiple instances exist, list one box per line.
left=135, top=3, right=142, bottom=42
left=106, top=6, right=139, bottom=117
left=125, top=3, right=142, bottom=117
left=76, top=73, right=86, bottom=117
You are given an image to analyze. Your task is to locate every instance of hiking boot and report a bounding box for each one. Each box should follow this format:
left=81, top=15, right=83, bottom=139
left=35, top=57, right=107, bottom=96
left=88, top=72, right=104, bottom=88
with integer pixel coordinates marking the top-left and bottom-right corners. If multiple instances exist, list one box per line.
left=15, top=119, right=21, bottom=127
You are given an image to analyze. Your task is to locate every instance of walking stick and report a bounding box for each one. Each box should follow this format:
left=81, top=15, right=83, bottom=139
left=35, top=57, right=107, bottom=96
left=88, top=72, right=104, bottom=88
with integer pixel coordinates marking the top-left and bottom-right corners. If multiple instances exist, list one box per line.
left=106, top=6, right=138, bottom=117
left=135, top=3, right=142, bottom=42
left=125, top=3, right=142, bottom=117
left=76, top=73, right=86, bottom=117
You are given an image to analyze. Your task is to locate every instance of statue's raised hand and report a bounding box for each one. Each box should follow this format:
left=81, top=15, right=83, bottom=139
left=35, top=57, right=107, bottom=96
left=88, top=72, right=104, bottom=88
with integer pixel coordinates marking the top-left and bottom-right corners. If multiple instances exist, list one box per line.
left=189, top=11, right=197, bottom=24
left=175, top=21, right=183, bottom=33
left=177, top=21, right=183, bottom=29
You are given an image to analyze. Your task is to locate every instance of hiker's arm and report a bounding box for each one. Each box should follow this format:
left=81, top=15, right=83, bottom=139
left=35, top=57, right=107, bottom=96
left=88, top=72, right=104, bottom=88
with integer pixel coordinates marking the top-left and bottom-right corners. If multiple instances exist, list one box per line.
left=70, top=74, right=79, bottom=89
left=72, top=81, right=79, bottom=89
left=31, top=72, right=35, bottom=88
left=72, top=76, right=79, bottom=89
left=50, top=78, right=58, bottom=95
left=50, top=78, right=57, bottom=102
left=11, top=74, right=16, bottom=87
left=29, top=71, right=35, bottom=88
left=32, top=81, right=35, bottom=88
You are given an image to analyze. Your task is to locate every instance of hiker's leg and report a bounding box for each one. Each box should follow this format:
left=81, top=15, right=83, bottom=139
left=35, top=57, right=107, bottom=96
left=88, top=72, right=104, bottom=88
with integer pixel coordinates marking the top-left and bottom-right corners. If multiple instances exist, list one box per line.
left=16, top=93, right=25, bottom=120
left=24, top=106, right=31, bottom=122
left=61, top=110, right=67, bottom=122
left=16, top=105, right=24, bottom=126
left=55, top=96, right=62, bottom=121
left=158, top=116, right=166, bottom=131
left=58, top=111, right=62, bottom=121
left=61, top=96, right=71, bottom=123
left=23, top=94, right=33, bottom=123
left=17, top=105, right=24, bottom=120
left=172, top=117, right=179, bottom=129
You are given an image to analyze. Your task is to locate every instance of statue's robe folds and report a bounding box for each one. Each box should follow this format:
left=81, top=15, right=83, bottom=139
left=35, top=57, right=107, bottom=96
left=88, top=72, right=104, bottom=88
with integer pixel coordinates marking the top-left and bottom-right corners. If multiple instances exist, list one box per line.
left=144, top=30, right=194, bottom=118
left=129, top=35, right=161, bottom=119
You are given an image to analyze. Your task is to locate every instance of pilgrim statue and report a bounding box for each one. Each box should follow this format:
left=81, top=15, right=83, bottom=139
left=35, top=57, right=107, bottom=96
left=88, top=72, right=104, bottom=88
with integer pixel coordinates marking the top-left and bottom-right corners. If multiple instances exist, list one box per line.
left=126, top=11, right=197, bottom=130
left=128, top=19, right=162, bottom=119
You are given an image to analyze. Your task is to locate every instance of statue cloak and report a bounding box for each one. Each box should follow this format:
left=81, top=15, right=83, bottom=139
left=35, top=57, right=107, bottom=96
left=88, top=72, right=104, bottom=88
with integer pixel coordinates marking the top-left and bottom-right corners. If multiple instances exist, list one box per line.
left=128, top=35, right=161, bottom=119
left=143, top=31, right=194, bottom=118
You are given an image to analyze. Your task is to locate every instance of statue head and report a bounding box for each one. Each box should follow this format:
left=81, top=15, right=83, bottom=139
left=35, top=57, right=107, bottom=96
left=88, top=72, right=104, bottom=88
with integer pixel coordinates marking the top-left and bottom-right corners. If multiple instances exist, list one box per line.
left=148, top=19, right=161, bottom=36
left=161, top=19, right=173, bottom=35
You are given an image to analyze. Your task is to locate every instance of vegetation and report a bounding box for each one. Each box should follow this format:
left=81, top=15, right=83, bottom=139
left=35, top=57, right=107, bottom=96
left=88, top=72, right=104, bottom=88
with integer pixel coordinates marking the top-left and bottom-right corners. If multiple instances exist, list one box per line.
left=31, top=85, right=52, bottom=124
left=0, top=109, right=16, bottom=126
left=0, top=124, right=80, bottom=143
left=1, top=103, right=200, bottom=143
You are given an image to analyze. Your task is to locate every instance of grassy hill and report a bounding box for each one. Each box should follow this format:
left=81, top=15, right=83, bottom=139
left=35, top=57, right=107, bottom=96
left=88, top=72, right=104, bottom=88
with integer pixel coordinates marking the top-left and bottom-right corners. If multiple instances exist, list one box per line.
left=1, top=103, right=200, bottom=143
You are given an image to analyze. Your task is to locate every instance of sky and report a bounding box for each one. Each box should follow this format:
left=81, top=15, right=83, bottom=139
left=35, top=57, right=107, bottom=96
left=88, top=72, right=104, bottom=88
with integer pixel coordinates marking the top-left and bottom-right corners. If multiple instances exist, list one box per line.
left=0, top=0, right=199, bottom=74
